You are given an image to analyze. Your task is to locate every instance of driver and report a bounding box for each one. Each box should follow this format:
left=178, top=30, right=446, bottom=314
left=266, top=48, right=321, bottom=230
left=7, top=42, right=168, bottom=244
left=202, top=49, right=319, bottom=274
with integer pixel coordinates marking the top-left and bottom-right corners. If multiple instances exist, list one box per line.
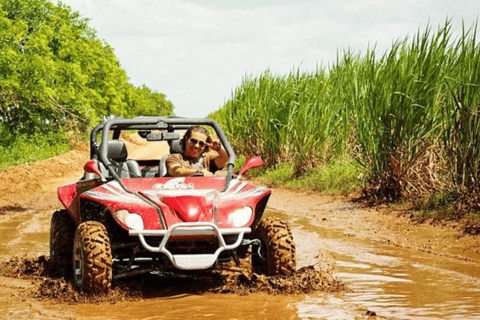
left=166, top=126, right=228, bottom=177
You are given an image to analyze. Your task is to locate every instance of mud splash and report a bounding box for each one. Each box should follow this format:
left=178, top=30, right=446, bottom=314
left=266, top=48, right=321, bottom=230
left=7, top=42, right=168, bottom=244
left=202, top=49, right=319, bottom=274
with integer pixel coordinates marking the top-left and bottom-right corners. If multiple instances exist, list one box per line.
left=0, top=254, right=345, bottom=304
left=216, top=250, right=345, bottom=295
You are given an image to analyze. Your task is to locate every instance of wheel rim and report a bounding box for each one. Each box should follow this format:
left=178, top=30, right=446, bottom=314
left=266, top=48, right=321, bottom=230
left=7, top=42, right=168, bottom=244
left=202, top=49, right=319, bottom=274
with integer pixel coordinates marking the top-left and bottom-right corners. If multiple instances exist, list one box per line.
left=73, top=238, right=84, bottom=288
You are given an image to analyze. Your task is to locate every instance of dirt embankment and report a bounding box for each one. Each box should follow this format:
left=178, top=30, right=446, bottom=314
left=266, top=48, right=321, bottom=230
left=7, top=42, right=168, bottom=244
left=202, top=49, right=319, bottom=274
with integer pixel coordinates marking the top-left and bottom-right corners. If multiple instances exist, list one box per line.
left=0, top=142, right=88, bottom=212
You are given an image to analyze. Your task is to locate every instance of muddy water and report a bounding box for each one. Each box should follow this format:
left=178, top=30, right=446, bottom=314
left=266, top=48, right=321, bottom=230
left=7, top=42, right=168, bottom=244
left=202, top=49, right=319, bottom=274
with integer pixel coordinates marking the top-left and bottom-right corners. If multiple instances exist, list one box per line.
left=1, top=208, right=480, bottom=319
left=290, top=214, right=480, bottom=319
left=69, top=293, right=300, bottom=320
left=0, top=211, right=50, bottom=259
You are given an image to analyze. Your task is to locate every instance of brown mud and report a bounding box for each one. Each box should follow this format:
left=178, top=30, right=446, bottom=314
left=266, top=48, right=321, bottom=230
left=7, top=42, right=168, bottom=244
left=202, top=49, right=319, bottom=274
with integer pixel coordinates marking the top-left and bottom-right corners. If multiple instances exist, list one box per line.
left=0, top=136, right=479, bottom=319
left=0, top=253, right=343, bottom=302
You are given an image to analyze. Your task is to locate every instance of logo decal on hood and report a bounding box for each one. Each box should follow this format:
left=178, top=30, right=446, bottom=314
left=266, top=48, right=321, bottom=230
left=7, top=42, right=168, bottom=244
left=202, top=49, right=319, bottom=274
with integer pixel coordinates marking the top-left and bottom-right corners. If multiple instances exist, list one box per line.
left=153, top=178, right=194, bottom=190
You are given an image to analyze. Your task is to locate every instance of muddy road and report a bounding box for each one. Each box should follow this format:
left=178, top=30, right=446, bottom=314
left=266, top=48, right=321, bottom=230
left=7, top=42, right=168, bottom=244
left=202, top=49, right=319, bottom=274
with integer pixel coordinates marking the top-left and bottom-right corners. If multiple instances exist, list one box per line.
left=1, top=138, right=480, bottom=319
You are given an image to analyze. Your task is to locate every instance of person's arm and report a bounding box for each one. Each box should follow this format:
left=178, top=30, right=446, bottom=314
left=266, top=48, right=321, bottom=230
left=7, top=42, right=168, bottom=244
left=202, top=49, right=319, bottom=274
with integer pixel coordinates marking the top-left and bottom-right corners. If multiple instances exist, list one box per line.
left=207, top=137, right=228, bottom=170
left=166, top=155, right=213, bottom=177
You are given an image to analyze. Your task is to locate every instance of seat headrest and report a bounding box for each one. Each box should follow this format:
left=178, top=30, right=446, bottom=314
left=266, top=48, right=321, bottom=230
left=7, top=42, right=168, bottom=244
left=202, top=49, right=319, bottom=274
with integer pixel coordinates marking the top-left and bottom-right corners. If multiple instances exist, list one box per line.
left=106, top=140, right=128, bottom=162
left=170, top=139, right=183, bottom=154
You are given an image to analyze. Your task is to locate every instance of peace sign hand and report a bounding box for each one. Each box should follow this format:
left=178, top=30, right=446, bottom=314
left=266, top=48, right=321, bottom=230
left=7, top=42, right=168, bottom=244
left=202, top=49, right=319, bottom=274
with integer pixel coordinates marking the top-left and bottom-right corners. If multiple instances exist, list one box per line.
left=206, top=136, right=221, bottom=151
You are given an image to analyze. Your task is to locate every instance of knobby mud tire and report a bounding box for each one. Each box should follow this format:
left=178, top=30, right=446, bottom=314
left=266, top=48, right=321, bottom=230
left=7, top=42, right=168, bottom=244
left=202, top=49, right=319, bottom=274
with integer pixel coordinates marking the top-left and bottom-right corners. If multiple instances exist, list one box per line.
left=49, top=209, right=76, bottom=270
left=73, top=221, right=112, bottom=294
left=253, top=217, right=296, bottom=276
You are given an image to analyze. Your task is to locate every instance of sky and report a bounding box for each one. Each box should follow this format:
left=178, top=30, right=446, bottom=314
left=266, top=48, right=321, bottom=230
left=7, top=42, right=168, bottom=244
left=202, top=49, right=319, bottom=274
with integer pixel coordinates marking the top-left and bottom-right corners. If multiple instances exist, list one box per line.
left=55, top=0, right=480, bottom=118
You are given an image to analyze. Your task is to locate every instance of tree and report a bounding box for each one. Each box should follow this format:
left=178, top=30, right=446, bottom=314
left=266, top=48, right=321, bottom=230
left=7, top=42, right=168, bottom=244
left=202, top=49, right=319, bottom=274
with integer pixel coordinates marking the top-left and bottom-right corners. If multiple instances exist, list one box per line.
left=0, top=0, right=173, bottom=140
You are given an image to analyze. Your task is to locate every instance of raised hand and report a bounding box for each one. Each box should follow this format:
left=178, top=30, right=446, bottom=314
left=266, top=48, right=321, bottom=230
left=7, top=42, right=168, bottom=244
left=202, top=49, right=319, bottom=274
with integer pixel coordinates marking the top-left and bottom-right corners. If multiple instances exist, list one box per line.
left=206, top=136, right=221, bottom=151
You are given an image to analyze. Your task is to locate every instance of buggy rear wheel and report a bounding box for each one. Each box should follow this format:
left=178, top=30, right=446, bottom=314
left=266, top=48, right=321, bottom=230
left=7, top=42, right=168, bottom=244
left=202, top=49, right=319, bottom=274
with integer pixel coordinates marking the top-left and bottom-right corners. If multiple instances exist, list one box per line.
left=73, top=221, right=112, bottom=294
left=50, top=209, right=76, bottom=270
left=253, top=217, right=296, bottom=276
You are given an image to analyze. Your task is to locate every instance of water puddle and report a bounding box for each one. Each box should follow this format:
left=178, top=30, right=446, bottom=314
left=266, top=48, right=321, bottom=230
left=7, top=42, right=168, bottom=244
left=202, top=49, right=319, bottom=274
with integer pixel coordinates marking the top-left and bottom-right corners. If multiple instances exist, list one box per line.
left=1, top=208, right=479, bottom=319
left=0, top=211, right=50, bottom=260
left=292, top=216, right=480, bottom=319
left=70, top=293, right=300, bottom=320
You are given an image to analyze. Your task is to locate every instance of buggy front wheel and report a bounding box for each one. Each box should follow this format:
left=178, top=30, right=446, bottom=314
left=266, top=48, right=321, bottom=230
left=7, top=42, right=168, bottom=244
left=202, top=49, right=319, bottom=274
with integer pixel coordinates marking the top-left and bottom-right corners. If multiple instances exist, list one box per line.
left=73, top=221, right=112, bottom=294
left=252, top=217, right=296, bottom=276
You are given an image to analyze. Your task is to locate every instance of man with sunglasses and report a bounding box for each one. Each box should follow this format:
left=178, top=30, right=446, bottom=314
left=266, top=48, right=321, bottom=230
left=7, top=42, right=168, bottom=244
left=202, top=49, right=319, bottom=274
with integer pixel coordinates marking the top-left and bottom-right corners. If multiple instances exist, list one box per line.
left=166, top=126, right=228, bottom=177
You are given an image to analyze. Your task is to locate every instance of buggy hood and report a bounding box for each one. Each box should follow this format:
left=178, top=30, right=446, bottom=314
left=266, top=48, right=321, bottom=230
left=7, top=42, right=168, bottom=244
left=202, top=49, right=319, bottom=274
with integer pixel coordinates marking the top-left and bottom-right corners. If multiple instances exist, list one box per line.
left=76, top=176, right=271, bottom=231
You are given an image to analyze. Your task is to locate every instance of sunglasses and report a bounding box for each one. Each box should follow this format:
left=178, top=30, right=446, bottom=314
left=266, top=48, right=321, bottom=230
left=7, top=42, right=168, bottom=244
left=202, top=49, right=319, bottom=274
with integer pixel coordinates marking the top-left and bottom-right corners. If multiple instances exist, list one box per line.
left=188, top=138, right=207, bottom=148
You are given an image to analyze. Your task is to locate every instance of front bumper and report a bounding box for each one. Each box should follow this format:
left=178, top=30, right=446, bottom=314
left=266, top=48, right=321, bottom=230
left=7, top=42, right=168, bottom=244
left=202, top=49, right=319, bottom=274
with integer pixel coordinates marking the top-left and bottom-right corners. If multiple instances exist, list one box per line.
left=129, top=223, right=250, bottom=270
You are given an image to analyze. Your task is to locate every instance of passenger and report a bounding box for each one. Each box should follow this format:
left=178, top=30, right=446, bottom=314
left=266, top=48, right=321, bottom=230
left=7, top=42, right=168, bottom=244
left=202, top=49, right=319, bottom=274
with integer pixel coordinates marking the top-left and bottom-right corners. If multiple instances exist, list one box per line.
left=166, top=126, right=228, bottom=177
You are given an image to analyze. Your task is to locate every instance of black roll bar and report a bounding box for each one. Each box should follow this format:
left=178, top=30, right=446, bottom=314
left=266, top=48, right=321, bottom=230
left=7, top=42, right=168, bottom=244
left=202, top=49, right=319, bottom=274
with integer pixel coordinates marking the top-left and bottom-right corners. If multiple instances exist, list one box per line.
left=90, top=117, right=236, bottom=192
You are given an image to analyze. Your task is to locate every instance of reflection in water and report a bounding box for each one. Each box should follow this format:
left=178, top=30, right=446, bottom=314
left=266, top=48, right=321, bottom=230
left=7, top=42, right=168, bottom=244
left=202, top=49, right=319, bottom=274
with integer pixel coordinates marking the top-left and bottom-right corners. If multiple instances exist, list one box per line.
left=297, top=295, right=364, bottom=320
left=293, top=219, right=480, bottom=320
left=71, top=293, right=300, bottom=320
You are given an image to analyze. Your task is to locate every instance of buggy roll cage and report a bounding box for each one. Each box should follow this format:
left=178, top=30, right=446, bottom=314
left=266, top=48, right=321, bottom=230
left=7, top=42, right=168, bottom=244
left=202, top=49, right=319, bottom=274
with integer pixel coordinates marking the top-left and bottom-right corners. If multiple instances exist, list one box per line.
left=89, top=117, right=236, bottom=193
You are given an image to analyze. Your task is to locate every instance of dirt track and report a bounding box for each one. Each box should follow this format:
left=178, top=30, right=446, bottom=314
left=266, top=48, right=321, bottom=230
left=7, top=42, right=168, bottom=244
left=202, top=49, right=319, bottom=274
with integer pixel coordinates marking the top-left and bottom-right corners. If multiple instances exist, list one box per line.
left=1, top=137, right=480, bottom=319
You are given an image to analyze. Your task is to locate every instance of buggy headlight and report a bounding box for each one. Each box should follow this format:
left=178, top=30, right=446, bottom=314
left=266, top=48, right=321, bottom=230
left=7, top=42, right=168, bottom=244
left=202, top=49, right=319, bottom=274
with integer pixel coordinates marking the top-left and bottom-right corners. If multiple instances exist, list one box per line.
left=229, top=207, right=253, bottom=227
left=115, top=210, right=144, bottom=230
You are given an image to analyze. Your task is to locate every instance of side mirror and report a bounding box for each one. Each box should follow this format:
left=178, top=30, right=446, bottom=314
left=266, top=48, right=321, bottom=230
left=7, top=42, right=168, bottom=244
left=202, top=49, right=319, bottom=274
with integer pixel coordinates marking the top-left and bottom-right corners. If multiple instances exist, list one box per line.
left=84, top=160, right=105, bottom=181
left=238, top=156, right=264, bottom=177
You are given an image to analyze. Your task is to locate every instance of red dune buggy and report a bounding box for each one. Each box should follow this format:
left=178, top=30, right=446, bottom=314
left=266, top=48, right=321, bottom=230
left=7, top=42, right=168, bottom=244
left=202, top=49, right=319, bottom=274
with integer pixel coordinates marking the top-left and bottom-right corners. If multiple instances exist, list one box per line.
left=50, top=117, right=296, bottom=293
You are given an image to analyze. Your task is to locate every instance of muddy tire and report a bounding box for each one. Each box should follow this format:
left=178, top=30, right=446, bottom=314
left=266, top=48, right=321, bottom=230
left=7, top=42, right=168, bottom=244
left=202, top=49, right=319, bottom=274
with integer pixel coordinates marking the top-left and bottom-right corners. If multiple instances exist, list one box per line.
left=50, top=209, right=76, bottom=270
left=73, top=221, right=112, bottom=294
left=252, top=217, right=296, bottom=276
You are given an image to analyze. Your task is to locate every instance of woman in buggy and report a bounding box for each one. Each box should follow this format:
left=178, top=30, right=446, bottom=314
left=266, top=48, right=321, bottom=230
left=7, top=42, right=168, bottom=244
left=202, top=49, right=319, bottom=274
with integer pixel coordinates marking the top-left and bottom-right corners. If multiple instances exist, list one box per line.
left=166, top=126, right=228, bottom=177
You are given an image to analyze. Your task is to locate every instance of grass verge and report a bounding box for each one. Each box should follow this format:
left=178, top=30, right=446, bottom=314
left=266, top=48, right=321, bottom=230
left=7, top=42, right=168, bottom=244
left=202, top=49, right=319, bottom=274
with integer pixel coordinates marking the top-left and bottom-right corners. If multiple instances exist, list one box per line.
left=256, top=155, right=364, bottom=194
left=0, top=130, right=72, bottom=170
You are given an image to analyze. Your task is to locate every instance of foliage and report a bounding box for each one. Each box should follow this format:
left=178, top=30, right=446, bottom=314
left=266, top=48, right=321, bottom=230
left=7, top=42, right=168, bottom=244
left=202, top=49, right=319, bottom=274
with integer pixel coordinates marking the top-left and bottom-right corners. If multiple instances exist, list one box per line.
left=0, top=0, right=173, bottom=137
left=211, top=68, right=335, bottom=175
left=211, top=19, right=480, bottom=215
left=0, top=125, right=70, bottom=169
left=0, top=0, right=173, bottom=168
left=257, top=155, right=362, bottom=194
left=126, top=84, right=174, bottom=117
left=258, top=163, right=295, bottom=187
left=288, top=155, right=363, bottom=193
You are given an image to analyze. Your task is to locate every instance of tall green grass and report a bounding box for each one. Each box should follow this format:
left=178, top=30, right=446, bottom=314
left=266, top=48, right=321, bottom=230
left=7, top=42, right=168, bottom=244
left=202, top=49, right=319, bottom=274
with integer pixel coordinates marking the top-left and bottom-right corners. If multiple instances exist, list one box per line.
left=214, top=68, right=343, bottom=175
left=211, top=20, right=480, bottom=209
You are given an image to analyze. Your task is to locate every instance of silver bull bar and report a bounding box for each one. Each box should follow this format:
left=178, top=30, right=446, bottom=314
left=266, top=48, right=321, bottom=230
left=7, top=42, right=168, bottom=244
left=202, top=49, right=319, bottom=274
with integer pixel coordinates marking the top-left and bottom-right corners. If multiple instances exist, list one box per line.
left=129, top=222, right=251, bottom=270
